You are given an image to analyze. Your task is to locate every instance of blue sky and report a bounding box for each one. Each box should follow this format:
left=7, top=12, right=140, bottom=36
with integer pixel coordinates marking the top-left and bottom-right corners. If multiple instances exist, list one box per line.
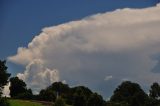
left=0, top=0, right=157, bottom=59
left=1, top=0, right=160, bottom=98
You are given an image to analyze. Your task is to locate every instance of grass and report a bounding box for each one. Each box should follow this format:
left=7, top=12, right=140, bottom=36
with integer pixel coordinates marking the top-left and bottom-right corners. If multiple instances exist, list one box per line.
left=9, top=99, right=44, bottom=106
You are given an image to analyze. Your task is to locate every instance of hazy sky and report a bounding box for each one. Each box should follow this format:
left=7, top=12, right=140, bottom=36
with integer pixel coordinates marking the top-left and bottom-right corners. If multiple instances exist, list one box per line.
left=1, top=0, right=160, bottom=98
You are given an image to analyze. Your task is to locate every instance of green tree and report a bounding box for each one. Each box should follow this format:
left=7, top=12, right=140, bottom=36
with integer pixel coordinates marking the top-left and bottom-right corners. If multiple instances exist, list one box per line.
left=87, top=93, right=104, bottom=106
left=16, top=88, right=33, bottom=99
left=110, top=81, right=149, bottom=106
left=54, top=97, right=66, bottom=106
left=149, top=82, right=160, bottom=99
left=9, top=77, right=27, bottom=98
left=71, top=86, right=92, bottom=98
left=0, top=60, right=10, bottom=106
left=39, top=82, right=69, bottom=102
left=72, top=86, right=92, bottom=106
left=49, top=82, right=70, bottom=96
left=0, top=60, right=10, bottom=97
left=39, top=89, right=56, bottom=101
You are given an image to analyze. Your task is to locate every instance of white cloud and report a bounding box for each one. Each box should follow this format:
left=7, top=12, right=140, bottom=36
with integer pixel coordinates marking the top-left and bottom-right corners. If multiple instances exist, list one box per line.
left=8, top=4, right=160, bottom=97
left=17, top=59, right=59, bottom=94
left=2, top=83, right=10, bottom=97
left=121, top=78, right=129, bottom=81
left=104, top=76, right=113, bottom=81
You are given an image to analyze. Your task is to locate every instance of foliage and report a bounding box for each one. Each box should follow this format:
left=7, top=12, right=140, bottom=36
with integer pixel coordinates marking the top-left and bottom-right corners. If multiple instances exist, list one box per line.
left=0, top=60, right=11, bottom=97
left=87, top=93, right=104, bottom=106
left=0, top=60, right=10, bottom=106
left=49, top=82, right=70, bottom=95
left=54, top=97, right=66, bottom=106
left=0, top=98, right=9, bottom=106
left=71, top=86, right=92, bottom=106
left=9, top=77, right=27, bottom=97
left=46, top=81, right=160, bottom=106
left=73, top=91, right=86, bottom=106
left=110, top=81, right=149, bottom=106
left=39, top=89, right=56, bottom=101
left=149, top=82, right=160, bottom=99
left=9, top=77, right=33, bottom=99
left=38, top=82, right=105, bottom=106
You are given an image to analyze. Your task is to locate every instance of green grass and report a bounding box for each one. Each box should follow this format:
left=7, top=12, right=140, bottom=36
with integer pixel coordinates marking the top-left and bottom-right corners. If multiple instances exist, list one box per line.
left=9, top=99, right=44, bottom=106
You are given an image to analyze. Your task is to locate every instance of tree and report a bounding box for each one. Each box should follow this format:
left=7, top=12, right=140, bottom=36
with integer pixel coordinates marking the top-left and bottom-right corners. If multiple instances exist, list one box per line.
left=9, top=77, right=27, bottom=98
left=0, top=60, right=10, bottom=106
left=0, top=98, right=9, bottom=106
left=0, top=60, right=10, bottom=97
left=149, top=82, right=160, bottom=100
left=72, top=86, right=92, bottom=106
left=39, top=89, right=56, bottom=101
left=38, top=82, right=69, bottom=102
left=87, top=93, right=104, bottom=106
left=49, top=82, right=70, bottom=96
left=71, top=86, right=92, bottom=98
left=110, top=81, right=149, bottom=106
left=54, top=97, right=66, bottom=106
left=16, top=88, right=33, bottom=99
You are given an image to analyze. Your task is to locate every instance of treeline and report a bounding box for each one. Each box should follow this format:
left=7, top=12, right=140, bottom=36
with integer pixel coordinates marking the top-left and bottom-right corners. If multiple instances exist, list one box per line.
left=8, top=77, right=160, bottom=106
left=1, top=60, right=160, bottom=106
left=9, top=77, right=106, bottom=106
left=107, top=81, right=160, bottom=106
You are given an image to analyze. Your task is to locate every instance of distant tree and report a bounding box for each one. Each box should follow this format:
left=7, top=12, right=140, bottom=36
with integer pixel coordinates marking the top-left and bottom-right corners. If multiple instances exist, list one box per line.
left=149, top=82, right=160, bottom=100
left=87, top=93, right=104, bottom=106
left=16, top=88, right=33, bottom=99
left=110, top=81, right=149, bottom=106
left=73, top=92, right=86, bottom=106
left=38, top=82, right=105, bottom=106
left=54, top=97, right=66, bottom=106
left=0, top=60, right=10, bottom=97
left=71, top=86, right=92, bottom=98
left=9, top=77, right=27, bottom=98
left=72, top=86, right=92, bottom=106
left=49, top=82, right=70, bottom=96
left=39, top=89, right=56, bottom=101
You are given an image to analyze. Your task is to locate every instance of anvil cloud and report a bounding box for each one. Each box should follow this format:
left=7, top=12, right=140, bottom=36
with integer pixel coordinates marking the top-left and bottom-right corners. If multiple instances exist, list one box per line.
left=8, top=4, right=160, bottom=97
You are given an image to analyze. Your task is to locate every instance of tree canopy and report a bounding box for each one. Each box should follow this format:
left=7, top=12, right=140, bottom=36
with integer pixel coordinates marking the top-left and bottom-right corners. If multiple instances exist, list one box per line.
left=54, top=97, right=66, bottom=106
left=9, top=77, right=27, bottom=97
left=9, top=77, right=33, bottom=99
left=0, top=60, right=10, bottom=106
left=87, top=93, right=104, bottom=106
left=110, top=81, right=149, bottom=106
left=149, top=82, right=160, bottom=100
left=0, top=60, right=10, bottom=97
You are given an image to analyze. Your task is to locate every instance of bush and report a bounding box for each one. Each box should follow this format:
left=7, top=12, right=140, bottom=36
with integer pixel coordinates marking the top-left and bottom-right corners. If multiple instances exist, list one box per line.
left=0, top=98, right=9, bottom=106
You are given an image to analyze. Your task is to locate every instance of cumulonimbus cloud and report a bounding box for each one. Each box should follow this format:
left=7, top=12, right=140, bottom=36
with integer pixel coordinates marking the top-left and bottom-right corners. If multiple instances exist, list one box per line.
left=17, top=59, right=59, bottom=94
left=8, top=4, right=160, bottom=97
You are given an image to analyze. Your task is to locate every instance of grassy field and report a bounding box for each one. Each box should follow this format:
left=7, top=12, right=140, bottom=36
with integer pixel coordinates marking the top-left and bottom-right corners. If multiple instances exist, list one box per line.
left=9, top=99, right=44, bottom=106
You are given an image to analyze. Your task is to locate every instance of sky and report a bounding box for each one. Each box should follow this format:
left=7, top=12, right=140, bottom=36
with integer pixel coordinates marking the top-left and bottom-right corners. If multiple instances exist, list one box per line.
left=1, top=0, right=160, bottom=98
